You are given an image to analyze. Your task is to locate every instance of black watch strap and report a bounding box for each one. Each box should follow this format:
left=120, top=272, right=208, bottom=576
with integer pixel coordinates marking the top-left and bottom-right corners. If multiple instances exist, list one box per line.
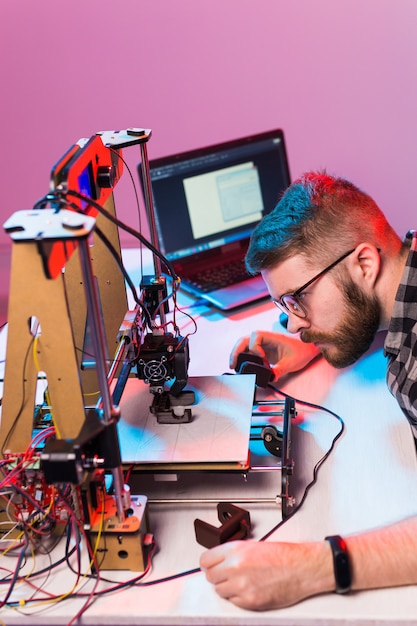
left=325, top=534, right=352, bottom=594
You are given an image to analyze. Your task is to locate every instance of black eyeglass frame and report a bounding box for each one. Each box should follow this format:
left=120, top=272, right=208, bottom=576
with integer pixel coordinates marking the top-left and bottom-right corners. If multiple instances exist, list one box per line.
left=272, top=248, right=357, bottom=318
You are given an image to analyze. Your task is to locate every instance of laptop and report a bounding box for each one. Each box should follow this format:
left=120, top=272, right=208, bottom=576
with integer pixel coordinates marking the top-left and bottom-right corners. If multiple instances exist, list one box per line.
left=138, top=129, right=291, bottom=310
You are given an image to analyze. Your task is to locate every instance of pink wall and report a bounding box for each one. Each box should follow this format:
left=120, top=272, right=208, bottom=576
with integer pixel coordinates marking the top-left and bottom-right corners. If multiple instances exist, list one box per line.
left=1, top=0, right=417, bottom=263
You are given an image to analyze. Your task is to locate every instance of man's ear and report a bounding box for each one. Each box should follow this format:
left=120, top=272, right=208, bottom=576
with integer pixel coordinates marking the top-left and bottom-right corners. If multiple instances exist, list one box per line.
left=350, top=243, right=381, bottom=288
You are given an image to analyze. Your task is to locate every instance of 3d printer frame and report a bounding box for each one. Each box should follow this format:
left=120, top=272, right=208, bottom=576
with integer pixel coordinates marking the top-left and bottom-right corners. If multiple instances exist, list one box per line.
left=0, top=128, right=298, bottom=570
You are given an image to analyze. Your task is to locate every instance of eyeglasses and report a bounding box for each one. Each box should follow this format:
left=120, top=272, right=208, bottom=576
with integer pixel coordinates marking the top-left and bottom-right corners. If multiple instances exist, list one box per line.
left=272, top=248, right=356, bottom=318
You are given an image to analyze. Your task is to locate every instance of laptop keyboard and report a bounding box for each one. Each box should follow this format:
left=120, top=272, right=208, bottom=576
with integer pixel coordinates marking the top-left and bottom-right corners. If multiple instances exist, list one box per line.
left=186, top=259, right=250, bottom=292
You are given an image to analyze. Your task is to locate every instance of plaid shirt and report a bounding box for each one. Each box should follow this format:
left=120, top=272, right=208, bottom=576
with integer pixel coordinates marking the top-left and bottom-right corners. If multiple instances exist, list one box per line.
left=385, top=230, right=417, bottom=437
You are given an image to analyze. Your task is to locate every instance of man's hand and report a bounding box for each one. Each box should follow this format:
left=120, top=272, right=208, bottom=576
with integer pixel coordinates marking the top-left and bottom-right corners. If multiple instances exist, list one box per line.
left=200, top=539, right=334, bottom=610
left=230, top=331, right=321, bottom=381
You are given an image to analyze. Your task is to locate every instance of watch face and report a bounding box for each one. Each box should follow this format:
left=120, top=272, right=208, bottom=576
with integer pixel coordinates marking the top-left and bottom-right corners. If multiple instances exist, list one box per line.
left=335, top=552, right=351, bottom=590
left=325, top=535, right=352, bottom=593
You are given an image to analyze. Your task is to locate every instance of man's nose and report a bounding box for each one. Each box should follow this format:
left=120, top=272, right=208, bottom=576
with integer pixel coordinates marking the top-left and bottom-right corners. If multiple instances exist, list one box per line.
left=285, top=313, right=310, bottom=334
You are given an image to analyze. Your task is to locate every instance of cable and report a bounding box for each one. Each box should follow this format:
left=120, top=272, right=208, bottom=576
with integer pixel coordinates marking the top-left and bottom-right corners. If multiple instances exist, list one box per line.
left=93, top=225, right=153, bottom=329
left=36, top=189, right=179, bottom=283
left=108, top=147, right=144, bottom=266
left=0, top=540, right=28, bottom=609
left=258, top=383, right=345, bottom=541
left=0, top=336, right=36, bottom=456
left=32, top=188, right=199, bottom=338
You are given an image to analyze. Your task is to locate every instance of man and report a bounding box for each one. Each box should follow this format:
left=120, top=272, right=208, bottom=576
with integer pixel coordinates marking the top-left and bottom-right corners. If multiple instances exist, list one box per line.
left=199, top=171, right=417, bottom=610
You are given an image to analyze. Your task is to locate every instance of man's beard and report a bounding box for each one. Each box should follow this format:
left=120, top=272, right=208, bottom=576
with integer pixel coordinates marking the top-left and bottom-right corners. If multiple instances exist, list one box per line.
left=300, top=279, right=381, bottom=369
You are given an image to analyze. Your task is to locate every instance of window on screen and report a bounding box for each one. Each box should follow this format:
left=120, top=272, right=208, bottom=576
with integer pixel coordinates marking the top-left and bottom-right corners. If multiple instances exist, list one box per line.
left=183, top=162, right=263, bottom=240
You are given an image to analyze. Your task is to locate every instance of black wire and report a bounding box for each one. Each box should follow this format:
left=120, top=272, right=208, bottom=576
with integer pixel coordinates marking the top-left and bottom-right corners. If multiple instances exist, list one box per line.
left=108, top=147, right=146, bottom=300
left=52, top=188, right=179, bottom=283
left=108, top=147, right=143, bottom=237
left=16, top=527, right=78, bottom=580
left=93, top=225, right=153, bottom=329
left=58, top=542, right=157, bottom=597
left=0, top=539, right=28, bottom=608
left=32, top=189, right=190, bottom=333
left=258, top=383, right=345, bottom=541
left=32, top=194, right=80, bottom=213
left=0, top=335, right=36, bottom=456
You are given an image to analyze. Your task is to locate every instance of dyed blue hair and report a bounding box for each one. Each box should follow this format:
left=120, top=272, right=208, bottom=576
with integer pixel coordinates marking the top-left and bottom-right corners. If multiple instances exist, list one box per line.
left=245, top=171, right=389, bottom=274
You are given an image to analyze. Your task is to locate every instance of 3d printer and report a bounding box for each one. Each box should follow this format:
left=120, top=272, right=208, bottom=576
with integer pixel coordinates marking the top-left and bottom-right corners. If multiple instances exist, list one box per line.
left=0, top=127, right=298, bottom=574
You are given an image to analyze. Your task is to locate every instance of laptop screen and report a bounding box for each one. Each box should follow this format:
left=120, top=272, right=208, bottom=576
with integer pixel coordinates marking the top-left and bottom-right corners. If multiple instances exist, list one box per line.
left=138, top=129, right=291, bottom=263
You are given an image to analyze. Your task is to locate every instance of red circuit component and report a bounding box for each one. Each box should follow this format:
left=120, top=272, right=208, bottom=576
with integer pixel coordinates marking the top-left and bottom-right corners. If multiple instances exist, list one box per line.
left=1, top=455, right=72, bottom=528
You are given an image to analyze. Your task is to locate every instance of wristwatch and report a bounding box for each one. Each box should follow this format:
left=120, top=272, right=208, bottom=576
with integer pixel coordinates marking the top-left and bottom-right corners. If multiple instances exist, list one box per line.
left=325, top=534, right=352, bottom=593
